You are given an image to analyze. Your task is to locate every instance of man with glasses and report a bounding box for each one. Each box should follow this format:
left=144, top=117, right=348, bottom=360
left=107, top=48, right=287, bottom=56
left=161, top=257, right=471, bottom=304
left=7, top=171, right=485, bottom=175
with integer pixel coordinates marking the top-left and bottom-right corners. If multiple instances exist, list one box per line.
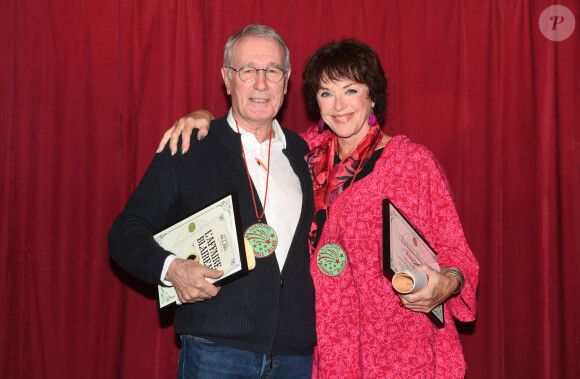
left=109, top=25, right=315, bottom=377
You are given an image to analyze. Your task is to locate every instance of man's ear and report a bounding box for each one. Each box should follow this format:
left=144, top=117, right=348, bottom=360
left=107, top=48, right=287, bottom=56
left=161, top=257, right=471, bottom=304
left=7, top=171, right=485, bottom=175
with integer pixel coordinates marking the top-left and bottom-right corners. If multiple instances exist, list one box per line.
left=284, top=68, right=291, bottom=94
left=221, top=67, right=231, bottom=95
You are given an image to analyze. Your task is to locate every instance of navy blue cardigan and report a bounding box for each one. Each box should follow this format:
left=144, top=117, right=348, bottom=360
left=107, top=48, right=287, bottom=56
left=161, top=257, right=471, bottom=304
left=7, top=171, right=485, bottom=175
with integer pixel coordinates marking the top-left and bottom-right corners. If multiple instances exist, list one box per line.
left=109, top=115, right=316, bottom=356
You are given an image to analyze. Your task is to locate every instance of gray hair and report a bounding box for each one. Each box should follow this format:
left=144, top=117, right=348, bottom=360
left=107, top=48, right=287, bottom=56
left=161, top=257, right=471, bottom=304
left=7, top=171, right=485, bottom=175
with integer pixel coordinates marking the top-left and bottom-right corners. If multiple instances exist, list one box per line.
left=223, top=24, right=290, bottom=79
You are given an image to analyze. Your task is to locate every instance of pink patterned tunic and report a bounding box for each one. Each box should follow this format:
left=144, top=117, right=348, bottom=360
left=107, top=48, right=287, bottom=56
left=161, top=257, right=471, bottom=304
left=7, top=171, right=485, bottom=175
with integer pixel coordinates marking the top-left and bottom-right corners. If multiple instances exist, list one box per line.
left=302, top=128, right=479, bottom=378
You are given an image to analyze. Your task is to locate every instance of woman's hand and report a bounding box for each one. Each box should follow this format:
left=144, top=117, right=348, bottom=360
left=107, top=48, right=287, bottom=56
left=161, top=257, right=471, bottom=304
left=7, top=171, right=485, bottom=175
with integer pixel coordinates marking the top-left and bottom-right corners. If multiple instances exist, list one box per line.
left=398, top=264, right=461, bottom=313
left=156, top=110, right=215, bottom=155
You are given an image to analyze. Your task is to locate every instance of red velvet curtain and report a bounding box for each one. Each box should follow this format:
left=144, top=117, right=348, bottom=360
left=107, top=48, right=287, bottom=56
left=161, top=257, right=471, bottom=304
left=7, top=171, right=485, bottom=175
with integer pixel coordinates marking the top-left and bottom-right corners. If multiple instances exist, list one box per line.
left=2, top=0, right=579, bottom=377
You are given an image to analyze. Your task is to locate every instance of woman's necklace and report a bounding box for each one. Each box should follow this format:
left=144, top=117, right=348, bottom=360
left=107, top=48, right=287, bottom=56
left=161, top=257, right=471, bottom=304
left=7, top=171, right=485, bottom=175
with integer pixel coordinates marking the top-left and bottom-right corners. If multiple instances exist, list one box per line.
left=236, top=119, right=278, bottom=258
left=316, top=155, right=364, bottom=276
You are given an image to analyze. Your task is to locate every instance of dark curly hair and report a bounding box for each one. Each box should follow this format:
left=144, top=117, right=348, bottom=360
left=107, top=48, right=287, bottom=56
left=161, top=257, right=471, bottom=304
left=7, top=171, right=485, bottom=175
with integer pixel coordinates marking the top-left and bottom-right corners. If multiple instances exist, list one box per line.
left=302, top=39, right=387, bottom=120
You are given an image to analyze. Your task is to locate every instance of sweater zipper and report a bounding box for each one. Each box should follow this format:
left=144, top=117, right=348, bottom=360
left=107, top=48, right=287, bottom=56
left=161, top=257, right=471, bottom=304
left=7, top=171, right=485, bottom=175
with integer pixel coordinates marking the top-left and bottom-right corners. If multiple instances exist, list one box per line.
left=266, top=148, right=308, bottom=355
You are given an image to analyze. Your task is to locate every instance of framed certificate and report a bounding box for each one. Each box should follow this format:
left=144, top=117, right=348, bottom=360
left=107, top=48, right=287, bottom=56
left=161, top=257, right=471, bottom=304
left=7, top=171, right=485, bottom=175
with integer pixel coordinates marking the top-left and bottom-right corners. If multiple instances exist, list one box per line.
left=382, top=199, right=444, bottom=328
left=155, top=192, right=251, bottom=310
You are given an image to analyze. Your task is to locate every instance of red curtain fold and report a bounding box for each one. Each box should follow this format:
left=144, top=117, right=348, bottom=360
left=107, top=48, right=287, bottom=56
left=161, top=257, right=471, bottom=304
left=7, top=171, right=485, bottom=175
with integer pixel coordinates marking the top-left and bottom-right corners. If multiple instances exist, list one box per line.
left=2, top=0, right=579, bottom=377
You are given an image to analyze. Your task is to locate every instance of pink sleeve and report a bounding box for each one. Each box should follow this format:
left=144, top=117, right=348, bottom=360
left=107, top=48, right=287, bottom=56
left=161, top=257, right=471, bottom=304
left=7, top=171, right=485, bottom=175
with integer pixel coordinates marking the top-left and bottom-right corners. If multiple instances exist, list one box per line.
left=415, top=145, right=479, bottom=322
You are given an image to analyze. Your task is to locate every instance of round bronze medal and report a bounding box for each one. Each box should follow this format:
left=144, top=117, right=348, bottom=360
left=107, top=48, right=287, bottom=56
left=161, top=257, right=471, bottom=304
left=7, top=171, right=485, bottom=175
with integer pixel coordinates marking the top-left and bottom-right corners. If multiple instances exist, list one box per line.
left=244, top=223, right=278, bottom=258
left=317, top=243, right=347, bottom=276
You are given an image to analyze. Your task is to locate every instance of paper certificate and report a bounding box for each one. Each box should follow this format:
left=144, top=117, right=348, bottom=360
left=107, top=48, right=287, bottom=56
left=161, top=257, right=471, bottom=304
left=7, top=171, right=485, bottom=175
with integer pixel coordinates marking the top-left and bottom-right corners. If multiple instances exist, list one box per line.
left=155, top=192, right=249, bottom=309
left=382, top=199, right=444, bottom=328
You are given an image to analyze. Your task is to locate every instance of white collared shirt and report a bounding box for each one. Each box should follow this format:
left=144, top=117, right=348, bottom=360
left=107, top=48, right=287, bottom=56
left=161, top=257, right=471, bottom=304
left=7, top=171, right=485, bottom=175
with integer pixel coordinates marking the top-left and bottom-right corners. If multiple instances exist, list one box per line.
left=226, top=110, right=303, bottom=271
left=161, top=110, right=303, bottom=285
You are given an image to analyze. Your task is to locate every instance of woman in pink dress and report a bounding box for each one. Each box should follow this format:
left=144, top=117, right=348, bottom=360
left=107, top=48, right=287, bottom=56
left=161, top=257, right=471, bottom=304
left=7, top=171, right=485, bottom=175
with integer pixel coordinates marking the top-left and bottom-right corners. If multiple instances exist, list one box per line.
left=159, top=39, right=478, bottom=378
left=300, top=40, right=478, bottom=378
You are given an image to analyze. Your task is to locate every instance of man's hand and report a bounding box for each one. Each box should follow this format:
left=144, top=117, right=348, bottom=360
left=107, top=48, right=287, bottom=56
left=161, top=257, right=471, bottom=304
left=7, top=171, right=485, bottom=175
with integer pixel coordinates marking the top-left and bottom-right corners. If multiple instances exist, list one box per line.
left=398, top=264, right=460, bottom=313
left=156, top=110, right=214, bottom=155
left=164, top=257, right=223, bottom=303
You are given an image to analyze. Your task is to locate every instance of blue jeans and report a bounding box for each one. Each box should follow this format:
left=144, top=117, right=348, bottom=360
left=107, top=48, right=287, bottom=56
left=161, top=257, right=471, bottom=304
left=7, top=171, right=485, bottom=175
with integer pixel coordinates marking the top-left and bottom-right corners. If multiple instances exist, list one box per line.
left=177, top=335, right=313, bottom=379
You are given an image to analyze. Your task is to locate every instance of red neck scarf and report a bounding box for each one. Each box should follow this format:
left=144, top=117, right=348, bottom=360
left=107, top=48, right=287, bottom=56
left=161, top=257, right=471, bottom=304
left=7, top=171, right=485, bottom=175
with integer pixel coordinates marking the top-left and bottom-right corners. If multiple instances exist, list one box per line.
left=305, top=124, right=383, bottom=215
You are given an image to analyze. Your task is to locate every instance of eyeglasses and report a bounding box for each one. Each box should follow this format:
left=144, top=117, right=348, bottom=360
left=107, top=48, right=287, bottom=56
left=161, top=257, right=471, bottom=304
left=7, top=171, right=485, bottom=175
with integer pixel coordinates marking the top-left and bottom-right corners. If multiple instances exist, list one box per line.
left=227, top=66, right=287, bottom=83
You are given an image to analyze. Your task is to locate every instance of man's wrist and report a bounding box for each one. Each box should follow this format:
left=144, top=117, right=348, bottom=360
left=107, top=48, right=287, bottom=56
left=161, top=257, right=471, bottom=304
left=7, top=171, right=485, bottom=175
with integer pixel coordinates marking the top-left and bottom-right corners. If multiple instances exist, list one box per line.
left=160, top=255, right=178, bottom=286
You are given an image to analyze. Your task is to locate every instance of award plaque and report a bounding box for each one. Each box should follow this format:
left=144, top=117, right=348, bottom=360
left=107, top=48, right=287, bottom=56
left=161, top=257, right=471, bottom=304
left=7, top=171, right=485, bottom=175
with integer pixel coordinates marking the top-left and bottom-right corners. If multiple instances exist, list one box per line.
left=382, top=199, right=444, bottom=328
left=154, top=192, right=253, bottom=310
